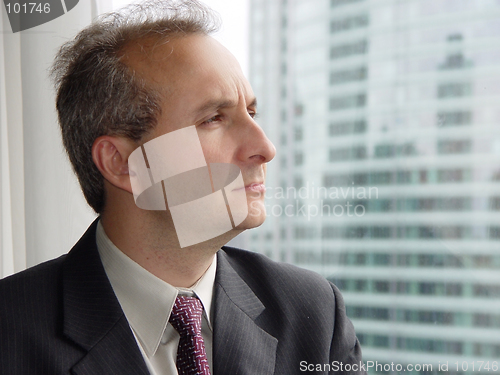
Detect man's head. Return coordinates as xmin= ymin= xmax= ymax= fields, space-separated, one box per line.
xmin=52 ymin=0 xmax=275 ymax=229
xmin=52 ymin=0 xmax=219 ymax=214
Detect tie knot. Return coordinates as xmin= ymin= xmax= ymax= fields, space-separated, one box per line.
xmin=169 ymin=296 xmax=203 ymax=337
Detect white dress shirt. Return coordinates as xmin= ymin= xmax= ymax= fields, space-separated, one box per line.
xmin=96 ymin=221 xmax=216 ymax=375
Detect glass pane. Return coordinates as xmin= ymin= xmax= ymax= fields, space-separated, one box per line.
xmin=247 ymin=0 xmax=500 ymax=373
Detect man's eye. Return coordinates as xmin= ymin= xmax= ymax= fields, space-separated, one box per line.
xmin=249 ymin=112 xmax=259 ymax=119
xmin=203 ymin=115 xmax=222 ymax=124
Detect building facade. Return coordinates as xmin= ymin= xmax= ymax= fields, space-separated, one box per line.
xmin=244 ymin=0 xmax=500 ymax=373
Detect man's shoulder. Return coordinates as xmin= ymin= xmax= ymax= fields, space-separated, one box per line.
xmin=0 ymin=218 xmax=98 ymax=292
xmin=219 ymin=246 xmax=337 ymax=303
xmin=0 ymin=255 xmax=67 ymax=341
xmin=0 ymin=255 xmax=66 ymax=305
xmin=0 ymin=255 xmax=66 ymax=286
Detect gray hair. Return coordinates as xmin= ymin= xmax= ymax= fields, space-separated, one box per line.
xmin=51 ymin=0 xmax=220 ymax=213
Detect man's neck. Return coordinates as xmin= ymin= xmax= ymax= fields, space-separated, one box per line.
xmin=99 ymin=207 xmax=241 ymax=287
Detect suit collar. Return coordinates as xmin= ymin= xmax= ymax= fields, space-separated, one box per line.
xmin=62 ymin=219 xmax=149 ymax=375
xmin=95 ymin=220 xmax=178 ymax=358
xmin=95 ymin=220 xmax=217 ymax=358
xmin=213 ymin=248 xmax=278 ymax=375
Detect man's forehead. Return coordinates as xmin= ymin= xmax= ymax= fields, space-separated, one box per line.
xmin=121 ymin=34 xmax=237 ymax=88
xmin=120 ymin=34 xmax=180 ymax=76
xmin=121 ymin=34 xmax=219 ymax=69
xmin=121 ymin=33 xmax=251 ymax=97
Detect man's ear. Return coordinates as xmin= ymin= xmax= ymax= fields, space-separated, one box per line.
xmin=92 ymin=135 xmax=137 ymax=194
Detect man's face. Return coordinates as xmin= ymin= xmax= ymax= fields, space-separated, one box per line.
xmin=124 ymin=34 xmax=276 ymax=229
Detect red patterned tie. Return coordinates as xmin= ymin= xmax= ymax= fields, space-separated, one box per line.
xmin=169 ymin=296 xmax=211 ymax=375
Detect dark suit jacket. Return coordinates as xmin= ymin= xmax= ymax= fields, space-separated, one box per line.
xmin=0 ymin=220 xmax=365 ymax=374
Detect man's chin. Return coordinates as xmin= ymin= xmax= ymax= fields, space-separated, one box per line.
xmin=235 ymin=200 xmax=267 ymax=230
xmin=236 ymin=215 xmax=266 ymax=230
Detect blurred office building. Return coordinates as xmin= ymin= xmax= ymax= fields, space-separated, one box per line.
xmin=241 ymin=0 xmax=500 ymax=373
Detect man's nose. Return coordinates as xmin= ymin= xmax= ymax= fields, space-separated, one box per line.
xmin=237 ymin=115 xmax=276 ymax=164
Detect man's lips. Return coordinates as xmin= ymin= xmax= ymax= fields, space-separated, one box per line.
xmin=233 ymin=182 xmax=266 ymax=192
xmin=245 ymin=183 xmax=265 ymax=192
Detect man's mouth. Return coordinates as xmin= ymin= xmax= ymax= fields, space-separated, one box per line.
xmin=233 ymin=182 xmax=265 ymax=193
xmin=245 ymin=183 xmax=265 ymax=192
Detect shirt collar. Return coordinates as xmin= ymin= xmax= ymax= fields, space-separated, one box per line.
xmin=95 ymin=220 xmax=216 ymax=358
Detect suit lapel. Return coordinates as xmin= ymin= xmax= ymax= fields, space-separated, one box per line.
xmin=62 ymin=219 xmax=149 ymax=375
xmin=213 ymin=249 xmax=278 ymax=375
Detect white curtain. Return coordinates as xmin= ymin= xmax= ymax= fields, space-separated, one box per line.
xmin=0 ymin=0 xmax=112 ymax=278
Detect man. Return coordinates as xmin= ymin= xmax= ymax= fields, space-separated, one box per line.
xmin=0 ymin=1 xmax=365 ymax=374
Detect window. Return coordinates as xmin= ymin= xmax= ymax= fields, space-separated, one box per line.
xmin=347 ymin=306 xmax=390 ymax=320
xmin=294 ymin=176 xmax=303 ymax=188
xmin=437 ymin=111 xmax=472 ymax=127
xmin=437 ymin=169 xmax=467 ymax=183
xmin=490 ymin=197 xmax=500 ymax=210
xmin=366 ymin=199 xmax=393 ymax=213
xmin=330 ymin=40 xmax=368 ymax=59
xmin=280 ymin=133 xmax=287 ymax=145
xmin=323 ymin=168 xmax=473 ymax=186
xmin=354 ymin=279 xmax=368 ymax=291
xmin=281 ymin=62 xmax=287 ymax=75
xmin=437 ymin=82 xmax=472 ymax=98
xmin=439 ymin=52 xmax=471 ymax=70
xmin=330 ymin=67 xmax=367 ymax=85
xmin=309 ymin=251 xmax=499 ymax=268
xmin=473 ymin=284 xmax=500 ymax=298
xmin=248 ymin=0 xmax=500 ymax=366
xmin=473 ymin=313 xmax=500 ymax=328
xmin=330 ymin=0 xmax=365 ymax=7
xmin=294 ymin=226 xmax=317 ymax=239
xmin=374 ymin=281 xmax=390 ymax=293
xmin=397 ymin=337 xmax=463 ymax=355
xmin=329 ymin=119 xmax=366 ymax=136
xmin=398 ymin=197 xmax=472 ymax=212
xmin=318 ymin=225 xmax=491 ymax=240
xmin=355 ymin=253 xmax=366 ymax=265
xmin=329 ymin=146 xmax=367 ymax=161
xmin=294 ymin=127 xmax=303 ymax=141
xmin=373 ymin=253 xmax=391 ymax=265
xmin=374 ymin=144 xmax=394 ymax=158
xmin=473 ymin=343 xmax=500 ymax=357
xmin=437 ymin=139 xmax=471 ymax=154
xmin=294 ymin=104 xmax=303 ymax=117
xmin=491 ymin=227 xmax=500 ymax=239
xmin=330 ymin=15 xmax=369 ymax=34
xmin=294 ymin=152 xmax=304 ymax=166
xmin=374 ymin=143 xmax=416 ymax=158
xmin=446 ymin=283 xmax=462 ymax=296
xmin=369 ymin=171 xmax=393 ymax=184
xmin=372 ymin=335 xmax=389 ymax=348
xmin=329 ymin=94 xmax=366 ymax=110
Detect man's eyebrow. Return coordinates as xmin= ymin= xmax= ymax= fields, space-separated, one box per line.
xmin=195 ymin=97 xmax=258 ymax=116
xmin=195 ymin=99 xmax=237 ymax=116
xmin=248 ymin=98 xmax=257 ymax=108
